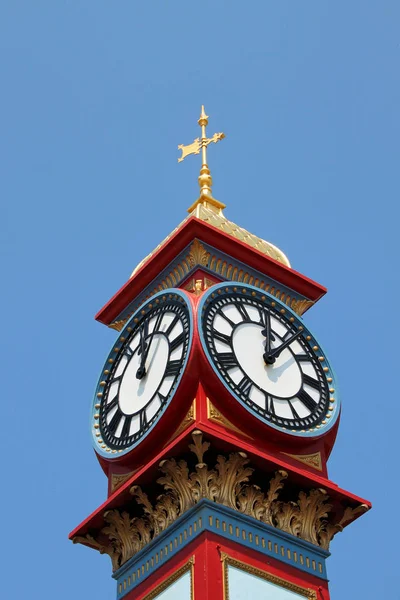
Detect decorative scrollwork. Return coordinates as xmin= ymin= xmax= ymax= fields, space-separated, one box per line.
xmin=73 ymin=431 xmax=369 ymax=570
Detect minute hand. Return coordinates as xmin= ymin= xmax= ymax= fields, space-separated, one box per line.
xmin=268 ymin=329 xmax=303 ymax=360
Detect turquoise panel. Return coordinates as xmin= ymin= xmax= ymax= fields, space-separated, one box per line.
xmin=228 ymin=565 xmax=307 ymax=599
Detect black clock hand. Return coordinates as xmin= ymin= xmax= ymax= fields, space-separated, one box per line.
xmin=267 ymin=328 xmax=304 ymax=361
xmin=136 ymin=321 xmax=149 ymax=380
xmin=136 ymin=311 xmax=163 ymax=380
xmin=261 ymin=310 xmax=275 ymax=365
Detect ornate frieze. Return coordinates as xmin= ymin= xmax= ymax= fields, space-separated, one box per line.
xmin=73 ymin=431 xmax=368 ymax=571
xmin=109 ymin=240 xmax=312 ymax=331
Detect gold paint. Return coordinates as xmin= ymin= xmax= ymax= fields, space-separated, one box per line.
xmin=164 ymin=401 xmax=196 ymax=447
xmin=291 ymin=299 xmax=314 ymax=316
xmin=95 ymin=403 xmax=100 ymax=409
xmin=93 ymin=424 xmax=99 ymax=429
xmin=108 ymin=359 xmax=114 ymax=364
xmin=282 ymin=451 xmax=323 ymax=472
xmin=327 ymin=377 xmax=333 ymax=383
xmin=142 ymin=558 xmax=195 ymax=600
xmin=313 ymin=346 xmax=318 ymax=351
xmin=74 ymin=432 xmax=368 ymax=571
xmin=96 ymin=393 xmax=103 ymax=398
xmin=104 ymin=370 xmax=110 ymax=375
xmin=290 ymin=317 xmax=295 ymax=322
xmin=306 ymin=335 xmax=311 ymax=341
xmin=207 ymin=398 xmax=252 ymax=439
xmin=110 ymin=470 xmax=138 ymax=494
xmin=323 ymin=367 xmax=329 ymax=372
xmin=99 ymin=381 xmax=106 ymax=387
xmin=318 ymin=357 xmax=324 ymax=362
xmin=329 ymin=388 xmax=335 ymax=393
xmin=220 ymin=553 xmax=317 ymax=599
xmin=94 ymin=414 xmax=99 ymax=420
xmin=179 ymin=106 xmax=226 ymax=215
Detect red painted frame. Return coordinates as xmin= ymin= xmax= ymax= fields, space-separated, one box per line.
xmin=95 ymin=216 xmax=327 ymax=326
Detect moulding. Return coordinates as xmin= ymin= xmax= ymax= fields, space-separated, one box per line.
xmin=221 ymin=552 xmax=317 ymax=599
xmin=73 ymin=431 xmax=368 ymax=574
xmin=142 ymin=557 xmax=194 ymax=600
xmin=108 ymin=240 xmax=313 ymax=331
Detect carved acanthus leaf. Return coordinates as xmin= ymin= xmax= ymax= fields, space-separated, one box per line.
xmin=74 ymin=431 xmax=369 ymax=571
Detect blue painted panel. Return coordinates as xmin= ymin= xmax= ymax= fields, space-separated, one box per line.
xmin=228 ymin=566 xmax=307 ymax=599
xmin=114 ymin=500 xmax=328 ymax=599
xmin=152 ymin=570 xmax=191 ymax=599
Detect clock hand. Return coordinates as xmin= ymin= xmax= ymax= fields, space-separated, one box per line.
xmin=266 ymin=328 xmax=304 ymax=362
xmin=136 ymin=311 xmax=163 ymax=380
xmin=261 ymin=310 xmax=275 ymax=364
xmin=136 ymin=322 xmax=149 ymax=380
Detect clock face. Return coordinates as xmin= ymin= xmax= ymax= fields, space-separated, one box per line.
xmin=200 ymin=284 xmax=338 ymax=436
xmin=92 ymin=291 xmax=191 ymax=456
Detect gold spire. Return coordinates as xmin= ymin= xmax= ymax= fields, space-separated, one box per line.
xmin=178 ymin=106 xmax=226 ymax=215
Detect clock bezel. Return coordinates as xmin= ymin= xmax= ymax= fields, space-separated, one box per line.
xmin=198 ymin=283 xmax=340 ymax=439
xmin=91 ymin=289 xmax=193 ymax=459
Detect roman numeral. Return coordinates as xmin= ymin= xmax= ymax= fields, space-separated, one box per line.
xmin=105 ymin=396 xmax=119 ymax=413
xmin=124 ymin=346 xmax=134 ymax=358
xmin=170 ymin=333 xmax=185 ymax=352
xmin=165 ymin=315 xmax=179 ymax=336
xmin=297 ymin=389 xmax=317 ymax=412
xmin=218 ymin=352 xmax=238 ymax=370
xmin=152 ymin=310 xmax=164 ymax=334
xmin=217 ymin=309 xmax=235 ymax=328
xmin=267 ymin=395 xmax=275 ymax=415
xmin=236 ymin=303 xmax=251 ymax=322
xmin=140 ymin=409 xmax=148 ymax=429
xmin=237 ymin=375 xmax=252 ymax=398
xmin=296 ymin=355 xmax=311 ymax=362
xmin=288 ymin=400 xmax=300 ymax=419
xmin=121 ymin=415 xmax=132 ymax=438
xmin=108 ymin=408 xmax=123 ymax=435
xmin=303 ymin=374 xmax=320 ymax=390
xmin=165 ymin=360 xmax=181 ymax=377
xmin=212 ymin=328 xmax=232 ymax=346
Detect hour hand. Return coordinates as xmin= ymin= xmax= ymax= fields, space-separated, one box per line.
xmin=268 ymin=328 xmax=303 ymax=361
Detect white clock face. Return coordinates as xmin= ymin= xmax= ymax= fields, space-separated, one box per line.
xmin=201 ymin=286 xmax=336 ymax=434
xmin=93 ymin=293 xmax=191 ymax=454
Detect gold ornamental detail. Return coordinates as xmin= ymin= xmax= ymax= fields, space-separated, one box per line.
xmin=73 ymin=431 xmax=369 ymax=571
xmin=283 ymin=452 xmax=323 ymax=472
xmin=110 ymin=240 xmax=310 ymax=330
xmin=110 ymin=471 xmax=137 ymax=494
xmin=179 ymin=106 xmax=226 ymax=215
xmin=221 ymin=553 xmax=317 ymax=600
xmin=163 ymin=400 xmax=196 ymax=447
xmin=143 ymin=557 xmax=195 ymax=600
xmin=207 ymin=398 xmax=252 ymax=439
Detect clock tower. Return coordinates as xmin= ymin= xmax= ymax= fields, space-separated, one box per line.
xmin=70 ymin=108 xmax=371 ymax=600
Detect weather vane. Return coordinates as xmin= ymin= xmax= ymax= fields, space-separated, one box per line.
xmin=178 ymin=106 xmax=226 ymax=214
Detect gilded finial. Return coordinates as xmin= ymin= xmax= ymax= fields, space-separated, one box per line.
xmin=178 ymin=106 xmax=226 ymax=215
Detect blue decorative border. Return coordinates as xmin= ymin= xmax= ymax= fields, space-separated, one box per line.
xmin=113 ymin=499 xmax=329 ymax=598
xmin=198 ymin=282 xmax=340 ymax=439
xmin=111 ymin=240 xmax=308 ymax=327
xmin=90 ymin=288 xmax=194 ymax=458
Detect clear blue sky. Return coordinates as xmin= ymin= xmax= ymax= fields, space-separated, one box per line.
xmin=1 ymin=2 xmax=398 ymax=598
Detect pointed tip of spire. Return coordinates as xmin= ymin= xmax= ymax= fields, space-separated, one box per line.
xmin=198 ymin=105 xmax=208 ymax=126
